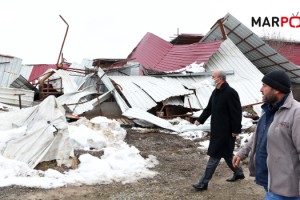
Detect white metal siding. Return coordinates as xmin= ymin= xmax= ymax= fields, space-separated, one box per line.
xmin=200 ymin=38 xmax=263 ymax=107
xmin=162 ymin=39 xmax=263 ymax=108
xmin=109 ymin=76 xmax=157 ymax=110
xmin=0 ymin=87 xmax=34 ymax=107
xmin=20 ymin=65 xmax=34 ymax=81
xmin=0 ymin=56 xmax=23 ymax=87
xmin=109 ymin=76 xmax=193 ymax=111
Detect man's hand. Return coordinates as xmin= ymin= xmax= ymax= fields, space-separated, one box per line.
xmin=232 ymin=155 xmax=241 ymax=168
xmin=232 ymin=133 xmax=238 ymax=137
xmin=194 ymin=120 xmax=200 ymax=126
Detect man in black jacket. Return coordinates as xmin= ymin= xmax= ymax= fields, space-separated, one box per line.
xmin=192 ymin=70 xmax=245 ymax=191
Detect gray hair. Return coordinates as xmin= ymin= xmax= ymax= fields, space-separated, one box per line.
xmin=217 ymin=70 xmax=226 ymax=81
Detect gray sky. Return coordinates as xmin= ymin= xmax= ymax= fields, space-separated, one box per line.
xmin=1 ymin=0 xmax=300 ymax=64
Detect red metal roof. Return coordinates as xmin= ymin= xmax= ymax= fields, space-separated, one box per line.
xmin=28 ymin=64 xmax=69 ymax=82
xmin=127 ymin=32 xmax=222 ymax=72
xmin=265 ymin=41 xmax=300 ymax=66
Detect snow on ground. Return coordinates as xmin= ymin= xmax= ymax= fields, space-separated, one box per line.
xmin=167 ymin=116 xmax=253 ymax=145
xmin=0 ymin=102 xmax=19 ymax=113
xmin=0 ymin=117 xmax=158 ymax=188
xmin=0 ymin=114 xmax=255 ymax=189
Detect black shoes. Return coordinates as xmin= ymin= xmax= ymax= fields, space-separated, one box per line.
xmin=226 ymin=174 xmax=245 ymax=182
xmin=192 ymin=183 xmax=208 ymax=191
xmin=192 ymin=174 xmax=244 ymax=191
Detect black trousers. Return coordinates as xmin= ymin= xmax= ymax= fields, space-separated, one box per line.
xmin=198 ymin=155 xmax=244 ymax=185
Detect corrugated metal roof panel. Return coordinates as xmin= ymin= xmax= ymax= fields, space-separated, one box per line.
xmin=9 ymin=75 xmax=37 ymax=91
xmin=28 ymin=64 xmax=57 ymax=82
xmin=115 ymin=37 xmax=262 ymax=112
xmin=127 ymin=32 xmax=222 ymax=72
xmin=68 ymin=62 xmax=90 ymax=87
xmin=51 ymin=69 xmax=78 ymax=94
xmin=123 ymin=107 xmax=207 ymax=132
xmin=143 ymin=77 xmax=192 ymax=101
xmin=265 ymin=41 xmax=300 ymax=66
xmin=97 ymin=69 xmax=129 ymax=112
xmin=201 ymin=38 xmax=263 ymax=106
xmin=81 ymin=58 xmax=94 ymax=68
xmin=0 ymin=55 xmax=23 ymax=87
xmin=20 ymin=65 xmax=34 ymax=81
xmin=115 ymin=76 xmax=192 ymax=102
xmin=109 ymin=76 xmax=193 ymax=110
xmin=78 ymin=73 xmax=102 ymax=92
xmin=28 ymin=64 xmax=70 ymax=82
xmin=128 ymin=32 xmax=172 ymax=70
xmin=156 ymin=41 xmax=222 ymax=72
xmin=108 ymin=76 xmax=157 ymax=111
xmin=73 ymin=90 xmax=112 ymax=116
xmin=184 ymin=94 xmax=202 ymax=109
xmin=162 ymin=76 xmax=203 ymax=89
xmin=0 ymin=87 xmax=34 ymax=107
xmin=106 ymin=63 xmax=141 ymax=76
xmin=195 ymin=85 xmax=214 ymax=108
xmin=202 ymin=13 xmax=300 ymax=83
xmin=57 ymin=86 xmax=97 ymax=111
xmin=161 ymin=38 xmax=263 ymax=108
xmin=73 ymin=92 xmax=111 ymax=116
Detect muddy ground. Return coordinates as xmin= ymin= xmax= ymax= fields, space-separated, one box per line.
xmin=0 ymin=128 xmax=265 ymax=200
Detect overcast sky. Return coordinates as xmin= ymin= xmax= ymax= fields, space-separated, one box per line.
xmin=1 ymin=0 xmax=300 ymax=64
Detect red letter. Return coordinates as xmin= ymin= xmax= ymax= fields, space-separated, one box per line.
xmin=290 ymin=16 xmax=300 ymax=28
xmin=281 ymin=17 xmax=288 ymax=27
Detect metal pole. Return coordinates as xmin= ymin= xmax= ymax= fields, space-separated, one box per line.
xmin=57 ymin=15 xmax=69 ymax=67
xmin=15 ymin=94 xmax=25 ymax=109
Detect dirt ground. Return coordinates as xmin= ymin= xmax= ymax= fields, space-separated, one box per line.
xmin=0 ymin=128 xmax=265 ymax=200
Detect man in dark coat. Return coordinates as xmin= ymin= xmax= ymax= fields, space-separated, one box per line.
xmin=192 ymin=70 xmax=245 ymax=191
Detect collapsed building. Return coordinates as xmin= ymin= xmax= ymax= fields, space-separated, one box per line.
xmin=1 ymin=13 xmax=300 ymax=118
xmin=1 ymin=12 xmax=300 ymax=167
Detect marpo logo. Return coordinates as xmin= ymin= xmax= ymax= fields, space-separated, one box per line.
xmin=251 ymin=12 xmax=300 ymax=28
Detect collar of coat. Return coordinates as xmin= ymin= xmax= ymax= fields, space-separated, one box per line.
xmin=216 ymin=81 xmax=229 ymax=92
xmin=261 ymin=92 xmax=292 ymax=112
xmin=281 ymin=92 xmax=294 ymax=109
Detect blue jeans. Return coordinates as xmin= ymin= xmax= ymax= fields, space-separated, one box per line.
xmin=198 ymin=156 xmax=244 ymax=185
xmin=264 ymin=192 xmax=300 ymax=200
